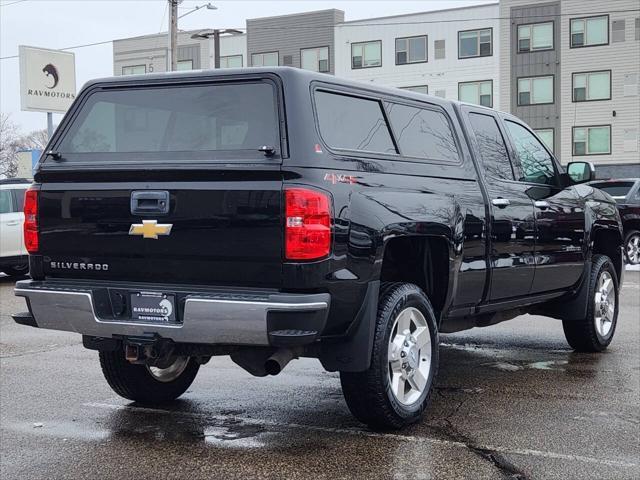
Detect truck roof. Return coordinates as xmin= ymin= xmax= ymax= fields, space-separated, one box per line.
xmin=80 ymin=66 xmax=504 ymax=116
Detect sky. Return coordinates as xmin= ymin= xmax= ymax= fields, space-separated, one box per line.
xmin=0 ymin=0 xmax=493 ymax=133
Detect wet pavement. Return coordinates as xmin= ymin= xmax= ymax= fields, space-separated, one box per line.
xmin=1 ymin=272 xmax=639 ymax=479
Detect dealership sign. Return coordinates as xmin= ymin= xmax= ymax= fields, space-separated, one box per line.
xmin=19 ymin=45 xmax=76 ymax=114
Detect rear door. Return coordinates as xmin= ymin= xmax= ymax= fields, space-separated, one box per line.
xmin=462 ymin=107 xmax=536 ymax=300
xmin=0 ymin=188 xmax=24 ymax=258
xmin=37 ymin=77 xmax=286 ymax=288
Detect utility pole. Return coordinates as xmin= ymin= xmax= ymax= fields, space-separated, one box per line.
xmin=168 ymin=0 xmax=179 ymax=71
xmin=213 ymin=30 xmax=220 ymax=69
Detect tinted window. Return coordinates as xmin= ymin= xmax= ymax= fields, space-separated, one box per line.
xmin=505 ymin=121 xmax=557 ymax=185
xmin=13 ymin=189 xmax=26 ymax=212
xmin=0 ymin=190 xmax=12 ymax=214
xmin=315 ymin=91 xmax=396 ymax=154
xmin=58 ymin=82 xmax=279 ymax=158
xmin=591 ymin=182 xmax=634 ymax=201
xmin=387 ymin=103 xmax=459 ymax=162
xmin=468 ymin=113 xmax=513 ymax=180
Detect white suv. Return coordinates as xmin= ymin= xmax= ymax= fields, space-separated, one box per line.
xmin=0 ymin=179 xmax=31 ymax=277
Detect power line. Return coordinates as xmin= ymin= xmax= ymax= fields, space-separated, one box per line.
xmin=237 ymin=8 xmax=640 ymax=30
xmin=0 ymin=0 xmax=28 ymax=7
xmin=0 ymin=39 xmax=112 ymax=60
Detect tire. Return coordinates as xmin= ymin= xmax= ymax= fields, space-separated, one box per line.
xmin=99 ymin=350 xmax=200 ymax=404
xmin=562 ymin=254 xmax=619 ymax=352
xmin=2 ymin=264 xmax=29 ymax=277
xmin=340 ymin=282 xmax=439 ymax=430
xmin=624 ymin=230 xmax=640 ymax=265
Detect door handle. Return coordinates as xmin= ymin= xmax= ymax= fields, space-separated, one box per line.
xmin=130 ymin=191 xmax=170 ymax=215
xmin=491 ymin=198 xmax=510 ymax=208
xmin=5 ymin=221 xmax=20 ymax=226
xmin=534 ymin=201 xmax=550 ymax=210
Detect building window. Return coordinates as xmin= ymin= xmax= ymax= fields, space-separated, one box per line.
xmin=459 ymin=80 xmax=493 ymax=107
xmin=570 ymin=16 xmax=609 ymax=47
xmin=535 ymin=128 xmax=554 ymax=153
xmin=434 ymin=39 xmax=445 ymax=59
xmin=400 ymin=86 xmax=428 ymax=94
xmin=573 ymin=126 xmax=611 ymax=155
xmin=517 ymin=76 xmax=554 ymax=105
xmin=458 ymin=28 xmax=492 ymax=58
xmin=220 ymin=55 xmax=243 ymax=68
xmin=251 ymin=52 xmax=278 ymax=67
xmin=301 ymin=47 xmax=329 ymax=72
xmin=395 ymin=36 xmax=427 ymax=64
xmin=517 ymin=22 xmax=553 ymax=52
xmin=572 ymin=71 xmax=611 ymax=101
xmin=122 ymin=65 xmax=146 ymax=75
xmin=351 ymin=41 xmax=382 ymax=69
xmin=177 ymin=59 xmax=193 ymax=71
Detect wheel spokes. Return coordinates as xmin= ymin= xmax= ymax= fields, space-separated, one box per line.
xmin=407 ymin=368 xmax=428 ymax=393
xmin=396 ymin=308 xmax=412 ymax=334
xmin=390 ymin=372 xmax=406 ymax=403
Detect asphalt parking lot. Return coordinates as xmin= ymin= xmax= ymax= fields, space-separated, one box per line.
xmin=1 ymin=272 xmax=638 ymax=480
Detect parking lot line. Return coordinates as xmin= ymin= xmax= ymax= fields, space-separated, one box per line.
xmin=84 ymin=402 xmax=638 ymax=469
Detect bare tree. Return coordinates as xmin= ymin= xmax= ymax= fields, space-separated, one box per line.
xmin=18 ymin=128 xmax=51 ymax=151
xmin=0 ymin=113 xmax=20 ymax=178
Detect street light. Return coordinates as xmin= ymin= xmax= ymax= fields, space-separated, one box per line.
xmin=178 ymin=2 xmax=217 ymax=19
xmin=191 ymin=29 xmax=243 ymax=69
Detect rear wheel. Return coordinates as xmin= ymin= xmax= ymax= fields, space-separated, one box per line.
xmin=340 ymin=282 xmax=439 ymax=430
xmin=562 ymin=255 xmax=619 ymax=352
xmin=624 ymin=230 xmax=640 ymax=265
xmin=99 ymin=351 xmax=200 ymax=404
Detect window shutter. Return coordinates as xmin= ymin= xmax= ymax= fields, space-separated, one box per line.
xmin=612 ymin=20 xmax=626 ymax=42
xmin=434 ymin=40 xmax=445 ymax=59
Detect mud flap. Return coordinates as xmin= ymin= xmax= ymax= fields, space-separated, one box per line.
xmin=318 ymin=281 xmax=379 ymax=372
xmin=532 ymin=260 xmax=592 ymax=321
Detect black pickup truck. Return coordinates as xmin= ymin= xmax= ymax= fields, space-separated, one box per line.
xmin=14 ymin=68 xmax=624 ymax=429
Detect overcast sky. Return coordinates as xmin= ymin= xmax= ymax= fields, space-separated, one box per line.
xmin=1 ymin=0 xmax=493 ymax=133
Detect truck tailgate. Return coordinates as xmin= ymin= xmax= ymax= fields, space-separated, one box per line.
xmin=38 ymin=175 xmax=283 ymax=287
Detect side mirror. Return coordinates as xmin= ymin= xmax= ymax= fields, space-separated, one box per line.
xmin=567 ymin=161 xmax=595 ymax=184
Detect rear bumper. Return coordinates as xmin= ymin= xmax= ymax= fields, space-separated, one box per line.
xmin=14 ymin=280 xmax=330 ymax=346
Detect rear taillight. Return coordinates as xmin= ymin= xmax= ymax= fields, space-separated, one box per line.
xmin=285 ymin=188 xmax=331 ymax=261
xmin=23 ymin=187 xmax=39 ymax=253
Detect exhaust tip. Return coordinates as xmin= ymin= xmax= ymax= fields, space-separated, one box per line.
xmin=264 ymin=359 xmax=282 ymax=376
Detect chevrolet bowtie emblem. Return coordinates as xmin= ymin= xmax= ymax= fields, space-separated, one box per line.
xmin=129 ymin=220 xmax=173 ymax=239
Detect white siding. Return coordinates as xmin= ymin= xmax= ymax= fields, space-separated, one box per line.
xmin=217 ymin=34 xmax=247 ymax=67
xmin=113 ymin=30 xmax=210 ymax=75
xmin=335 ymin=4 xmax=501 ymax=109
xmin=560 ymin=0 xmax=640 ymax=166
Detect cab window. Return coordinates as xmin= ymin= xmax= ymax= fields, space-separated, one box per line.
xmin=504 ymin=120 xmax=557 ymax=185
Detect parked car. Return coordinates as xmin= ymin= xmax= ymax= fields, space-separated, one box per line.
xmin=0 ymin=178 xmax=30 ymax=277
xmin=589 ymin=178 xmax=640 ymax=265
xmin=13 ymin=68 xmax=624 ymax=429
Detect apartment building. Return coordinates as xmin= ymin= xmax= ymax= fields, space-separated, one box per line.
xmin=113 ymin=30 xmax=211 ymax=75
xmin=334 ymin=3 xmax=501 ymax=109
xmin=246 ymin=9 xmax=344 ymax=73
xmin=112 ymin=2 xmax=639 ymax=176
xmin=499 ymin=0 xmax=640 ymax=176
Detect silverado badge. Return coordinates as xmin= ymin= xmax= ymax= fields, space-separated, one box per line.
xmin=129 ymin=220 xmax=173 ymax=239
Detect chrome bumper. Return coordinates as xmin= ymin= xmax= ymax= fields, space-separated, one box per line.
xmin=14 ymin=281 xmax=330 ymax=346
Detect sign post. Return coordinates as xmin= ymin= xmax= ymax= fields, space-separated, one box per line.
xmin=19 ymin=45 xmax=77 ymax=139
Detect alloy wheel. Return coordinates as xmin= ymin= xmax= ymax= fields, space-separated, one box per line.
xmin=626 ymin=234 xmax=640 ymax=265
xmin=387 ymin=307 xmax=432 ymax=406
xmin=146 ymin=356 xmax=190 ymax=383
xmin=594 ymin=271 xmax=615 ymax=338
